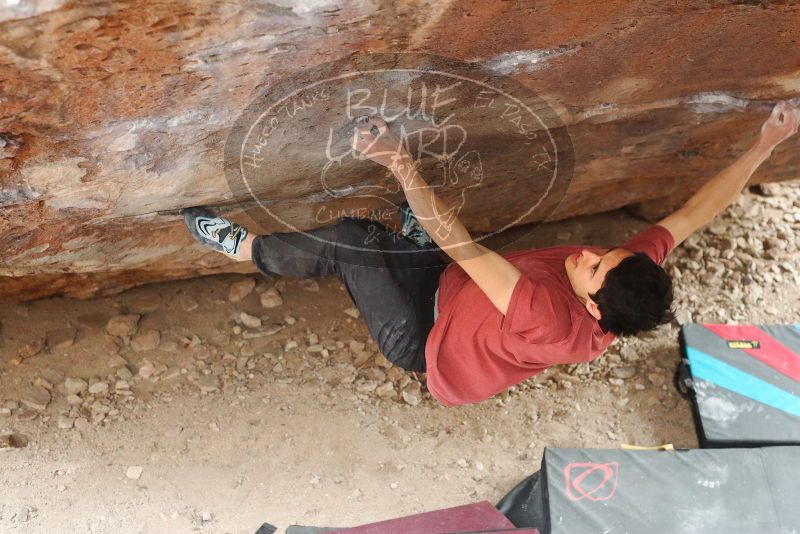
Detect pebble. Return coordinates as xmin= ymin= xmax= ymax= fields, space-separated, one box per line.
xmin=349 ymin=340 xmax=367 ymax=354
xmin=17 ymin=409 xmax=37 ymax=422
xmin=14 ymin=506 xmax=30 ymax=522
xmin=196 ymin=377 xmax=219 ymax=393
xmin=66 ymin=394 xmax=83 ymax=405
xmin=74 ymin=418 xmax=91 ymax=432
xmin=64 ymin=377 xmax=88 ymax=395
xmin=344 ymin=307 xmax=360 ymax=319
xmin=284 ymin=315 xmax=297 ymax=325
xmin=610 ymin=366 xmax=637 ymax=379
xmin=88 ymin=381 xmax=109 ymax=395
xmin=0 ymin=433 xmax=29 ymax=448
xmin=401 ymin=382 xmax=422 ymax=406
xmin=239 ymin=312 xmax=262 ymax=329
xmin=674 ymin=309 xmax=693 ymax=324
xmin=126 ymin=466 xmax=143 ymax=480
xmin=19 ymin=384 xmax=51 ymax=411
xmin=228 ymin=278 xmax=256 ymax=302
xmin=138 ymin=362 xmax=156 ymax=379
xmin=0 ymin=407 xmax=10 ymax=417
xmin=107 ymin=354 xmax=129 ymax=368
xmin=57 ymin=415 xmax=74 ymax=429
xmin=260 ymin=288 xmax=283 ymax=308
xmin=356 ymin=380 xmax=378 ymax=393
xmin=376 ymin=382 xmax=396 ymax=398
xmin=117 ymin=367 xmax=134 ymax=380
xmin=620 ymin=345 xmax=639 ymax=362
xmin=106 ymin=314 xmax=140 ymax=337
xmin=131 ymin=329 xmax=161 ymax=352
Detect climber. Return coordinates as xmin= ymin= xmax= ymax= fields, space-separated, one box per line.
xmin=183 ymin=101 xmax=799 ymax=407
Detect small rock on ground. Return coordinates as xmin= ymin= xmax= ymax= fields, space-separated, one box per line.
xmin=240 ymin=312 xmax=262 ymax=329
xmin=19 ymin=384 xmax=51 ymax=411
xmin=126 ymin=466 xmax=143 ymax=480
xmin=228 ymin=278 xmax=256 ymax=302
xmin=131 ymin=329 xmax=161 ymax=352
xmin=106 ymin=314 xmax=140 ymax=337
xmin=260 ymin=288 xmax=283 ymax=308
xmin=64 ymin=377 xmax=88 ymax=395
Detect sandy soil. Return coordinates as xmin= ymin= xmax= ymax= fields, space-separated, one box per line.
xmin=1 ymin=181 xmax=798 ymax=534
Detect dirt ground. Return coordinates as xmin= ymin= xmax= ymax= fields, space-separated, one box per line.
xmin=1 ymin=180 xmax=798 ymax=534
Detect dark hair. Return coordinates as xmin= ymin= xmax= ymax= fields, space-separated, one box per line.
xmin=589 ymin=252 xmax=674 ymax=336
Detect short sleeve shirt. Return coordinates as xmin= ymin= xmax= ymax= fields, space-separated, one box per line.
xmin=424 ymin=224 xmax=675 ymax=407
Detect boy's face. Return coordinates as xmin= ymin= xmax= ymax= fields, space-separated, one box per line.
xmin=565 ymin=247 xmax=634 ymax=320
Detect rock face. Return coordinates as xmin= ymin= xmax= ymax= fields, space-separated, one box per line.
xmin=1 ymin=1 xmax=798 ymax=301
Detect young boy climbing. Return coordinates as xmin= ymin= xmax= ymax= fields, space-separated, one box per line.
xmin=184 ymin=101 xmax=799 ymax=406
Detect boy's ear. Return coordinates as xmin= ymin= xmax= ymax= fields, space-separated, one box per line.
xmin=586 ymin=299 xmax=602 ymax=321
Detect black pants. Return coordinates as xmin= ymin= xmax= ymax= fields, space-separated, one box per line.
xmin=251 ymin=218 xmax=448 ymax=372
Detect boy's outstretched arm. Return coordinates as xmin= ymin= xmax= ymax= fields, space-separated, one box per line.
xmin=352 ymin=116 xmax=521 ymax=315
xmin=658 ymin=101 xmax=800 ymax=248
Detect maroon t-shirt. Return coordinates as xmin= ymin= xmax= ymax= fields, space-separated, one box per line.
xmin=424 ymin=225 xmax=675 ymax=407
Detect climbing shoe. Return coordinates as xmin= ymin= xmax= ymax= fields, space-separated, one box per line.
xmin=182 ymin=206 xmax=249 ymax=256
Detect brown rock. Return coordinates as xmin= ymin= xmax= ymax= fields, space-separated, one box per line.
xmin=19 ymin=385 xmax=51 ymax=412
xmin=401 ymin=382 xmax=422 ymax=406
xmin=0 ymin=433 xmax=29 ymax=449
xmin=131 ymin=329 xmax=161 ymax=352
xmin=228 ymin=278 xmax=256 ymax=302
xmin=88 ymin=381 xmax=109 ymax=395
xmin=610 ymin=366 xmax=637 ymax=379
xmin=260 ymin=288 xmax=283 ymax=308
xmin=239 ymin=312 xmax=262 ymax=329
xmin=64 ymin=377 xmax=88 ymax=395
xmin=106 ymin=315 xmax=140 ymax=337
xmin=0 ymin=2 xmax=798 ymax=302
